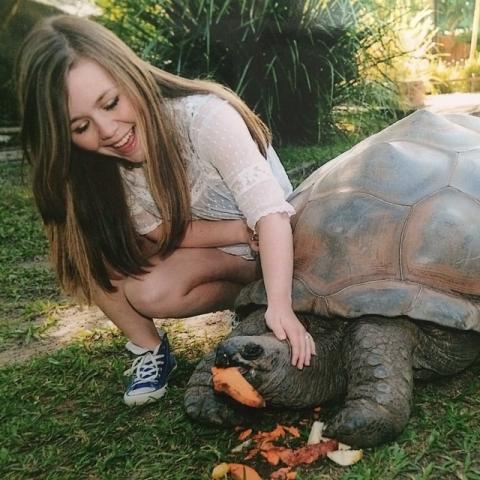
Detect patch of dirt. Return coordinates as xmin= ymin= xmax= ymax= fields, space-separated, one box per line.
xmin=0 ymin=305 xmax=233 ymax=367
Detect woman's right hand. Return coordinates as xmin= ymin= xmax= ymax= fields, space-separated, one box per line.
xmin=264 ymin=304 xmax=316 ymax=369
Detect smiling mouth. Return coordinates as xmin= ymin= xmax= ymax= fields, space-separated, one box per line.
xmin=108 ymin=127 xmax=137 ymax=156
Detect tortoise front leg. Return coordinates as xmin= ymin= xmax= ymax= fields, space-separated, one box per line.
xmin=184 ymin=350 xmax=254 ymax=426
xmin=324 ymin=317 xmax=416 ymax=448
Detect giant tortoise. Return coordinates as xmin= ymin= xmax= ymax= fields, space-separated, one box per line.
xmin=184 ymin=110 xmax=480 ymax=447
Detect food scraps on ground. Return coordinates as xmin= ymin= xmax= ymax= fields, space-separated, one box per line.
xmin=327 ymin=449 xmax=364 ymax=466
xmin=239 ymin=428 xmax=253 ymax=441
xmin=211 ymin=367 xmax=266 ymax=408
xmin=212 ymin=462 xmax=230 ymax=479
xmin=211 ymin=462 xmax=262 ymax=480
xmin=307 ymin=421 xmax=324 ymax=445
xmin=216 ymin=410 xmax=364 ymax=479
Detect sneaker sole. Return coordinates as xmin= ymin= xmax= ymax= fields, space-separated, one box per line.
xmin=123 ymin=365 xmax=177 ymax=407
xmin=124 ymin=385 xmax=167 ymax=406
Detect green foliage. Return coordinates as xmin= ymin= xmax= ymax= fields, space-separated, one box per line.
xmin=428 ymin=58 xmax=480 ymax=94
xmin=97 ymin=0 xmax=404 ymax=144
xmin=435 ymin=0 xmax=476 ymax=33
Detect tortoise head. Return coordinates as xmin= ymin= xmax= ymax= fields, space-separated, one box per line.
xmin=214 ymin=332 xmax=328 ymax=408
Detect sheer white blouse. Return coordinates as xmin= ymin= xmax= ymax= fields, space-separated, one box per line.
xmin=119 ymin=94 xmax=295 ymax=258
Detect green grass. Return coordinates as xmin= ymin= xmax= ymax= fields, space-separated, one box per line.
xmin=1 ymin=335 xmax=480 ymax=479
xmin=2 ymin=144 xmax=480 ymax=479
xmin=0 ymin=162 xmax=66 ymax=347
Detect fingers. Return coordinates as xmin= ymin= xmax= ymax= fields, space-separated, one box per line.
xmin=292 ymin=331 xmax=315 ymax=370
xmin=304 ymin=333 xmax=312 ymax=367
xmin=310 ymin=334 xmax=317 ymax=356
xmin=264 ymin=309 xmax=315 ymax=370
xmin=270 ymin=323 xmax=287 ymax=341
xmin=291 ymin=330 xmax=308 ymax=369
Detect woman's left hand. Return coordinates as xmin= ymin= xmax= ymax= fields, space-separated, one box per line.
xmin=264 ymin=305 xmax=316 ymax=369
xmin=245 ymin=224 xmax=260 ymax=252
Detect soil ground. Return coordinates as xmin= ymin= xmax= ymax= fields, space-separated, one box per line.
xmin=0 ymin=306 xmax=232 ymax=367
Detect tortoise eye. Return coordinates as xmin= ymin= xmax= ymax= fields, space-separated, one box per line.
xmin=242 ymin=343 xmax=264 ymax=360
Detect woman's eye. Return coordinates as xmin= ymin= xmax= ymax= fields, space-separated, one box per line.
xmin=104 ymin=96 xmax=119 ymax=111
xmin=73 ymin=122 xmax=89 ymax=134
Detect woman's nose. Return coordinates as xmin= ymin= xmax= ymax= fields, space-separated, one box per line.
xmin=97 ymin=117 xmax=117 ymax=141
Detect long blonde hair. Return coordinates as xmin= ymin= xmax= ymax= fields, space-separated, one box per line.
xmin=16 ymin=15 xmax=271 ymax=302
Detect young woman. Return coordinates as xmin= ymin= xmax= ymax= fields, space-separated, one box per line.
xmin=16 ymin=15 xmax=316 ymax=406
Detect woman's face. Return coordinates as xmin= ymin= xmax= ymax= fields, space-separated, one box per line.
xmin=67 ymin=58 xmax=144 ymax=163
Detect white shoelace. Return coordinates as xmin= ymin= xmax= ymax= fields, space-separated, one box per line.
xmin=124 ymin=350 xmax=165 ymax=382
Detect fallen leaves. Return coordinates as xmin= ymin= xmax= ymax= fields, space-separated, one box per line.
xmin=211 ymin=367 xmax=266 ymax=408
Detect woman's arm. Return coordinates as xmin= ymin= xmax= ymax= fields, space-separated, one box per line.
xmin=256 ymin=212 xmax=316 ymax=369
xmin=143 ymin=219 xmax=250 ymax=249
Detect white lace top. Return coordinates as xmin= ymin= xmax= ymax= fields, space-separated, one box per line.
xmin=119 ymin=94 xmax=295 ymax=258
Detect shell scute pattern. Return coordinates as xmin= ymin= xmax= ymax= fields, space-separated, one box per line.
xmin=237 ymin=110 xmax=480 ymax=331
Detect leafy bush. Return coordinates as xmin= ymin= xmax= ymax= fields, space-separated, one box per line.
xmin=98 ymin=0 xmax=400 ymax=144
xmin=429 ymin=58 xmax=480 ymax=94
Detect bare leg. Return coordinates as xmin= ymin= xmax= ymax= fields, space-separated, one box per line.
xmin=123 ymin=248 xmax=258 ymax=319
xmin=92 ymin=248 xmax=258 ymax=349
xmin=93 ymin=283 xmax=161 ymax=350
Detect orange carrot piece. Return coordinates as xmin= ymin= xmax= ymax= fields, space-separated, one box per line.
xmin=254 ymin=425 xmax=286 ymax=443
xmin=270 ymin=467 xmax=295 ymax=479
xmin=211 ymin=367 xmax=265 ymax=408
xmin=261 ymin=449 xmax=281 ymax=466
xmin=229 ymin=463 xmax=262 ymax=480
xmin=277 ymin=439 xmax=338 ymax=467
xmin=238 ymin=428 xmax=253 ymax=441
xmin=284 ymin=426 xmax=300 ymax=438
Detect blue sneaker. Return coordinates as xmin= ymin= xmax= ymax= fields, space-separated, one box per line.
xmin=123 ymin=335 xmax=177 ymax=406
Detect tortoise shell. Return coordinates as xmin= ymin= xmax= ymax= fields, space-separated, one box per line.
xmin=237 ymin=110 xmax=480 ymax=332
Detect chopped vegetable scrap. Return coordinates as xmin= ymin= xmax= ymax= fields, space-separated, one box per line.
xmin=270 ymin=467 xmax=297 ymax=479
xmin=212 ymin=462 xmax=262 ymax=480
xmin=229 ymin=463 xmax=263 ymax=480
xmin=239 ymin=428 xmax=253 ymax=441
xmin=211 ymin=367 xmax=266 ymax=408
xmin=327 ymin=449 xmax=364 ymax=466
xmin=213 ymin=408 xmax=364 ymax=479
xmin=212 ymin=462 xmax=230 ymax=479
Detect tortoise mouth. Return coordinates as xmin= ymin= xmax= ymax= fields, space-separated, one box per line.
xmin=214 ymin=342 xmax=275 ymax=383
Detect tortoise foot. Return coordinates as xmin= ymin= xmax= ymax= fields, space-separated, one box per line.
xmin=324 ymin=398 xmax=403 ymax=448
xmin=325 ymin=317 xmax=415 ymax=447
xmin=184 ymin=352 xmax=250 ymax=426
xmin=184 ymin=384 xmax=246 ymax=426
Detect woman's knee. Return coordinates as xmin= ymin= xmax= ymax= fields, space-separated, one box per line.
xmin=123 ymin=276 xmax=180 ymax=317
